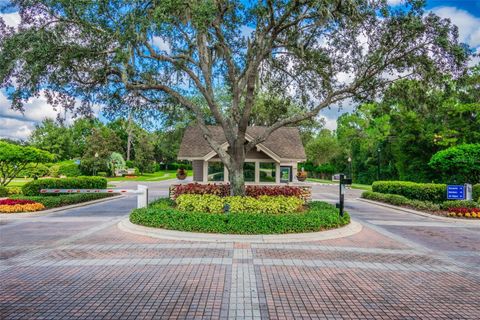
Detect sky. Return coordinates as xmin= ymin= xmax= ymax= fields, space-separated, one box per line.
xmin=0 ymin=0 xmax=479 ymax=140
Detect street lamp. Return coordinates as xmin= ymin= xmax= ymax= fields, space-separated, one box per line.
xmin=93 ymin=152 xmax=99 ymax=176
xmin=377 ymin=148 xmax=381 ymax=181
xmin=347 ymin=157 xmax=352 ymax=180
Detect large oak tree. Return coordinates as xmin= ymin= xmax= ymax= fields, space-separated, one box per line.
xmin=0 ymin=0 xmax=469 ymax=194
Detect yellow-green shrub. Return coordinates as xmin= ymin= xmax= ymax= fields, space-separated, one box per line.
xmin=175 ymin=194 xmax=304 ymax=214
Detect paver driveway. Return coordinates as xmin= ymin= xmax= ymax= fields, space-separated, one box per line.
xmin=1 ymin=180 xmax=479 ymax=319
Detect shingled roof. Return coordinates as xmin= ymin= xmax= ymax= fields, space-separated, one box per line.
xmin=178 ymin=125 xmax=306 ymax=161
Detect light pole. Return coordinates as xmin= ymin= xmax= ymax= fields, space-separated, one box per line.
xmin=347 ymin=157 xmax=352 ymax=180
xmin=377 ymin=148 xmax=381 ymax=181
xmin=93 ymin=152 xmax=99 ymax=176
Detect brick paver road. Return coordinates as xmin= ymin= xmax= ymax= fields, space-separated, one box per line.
xmin=1 ymin=181 xmax=479 ymax=319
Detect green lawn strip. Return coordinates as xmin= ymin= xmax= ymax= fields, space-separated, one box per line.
xmin=10 ymin=193 xmax=116 ymax=209
xmin=130 ymin=198 xmax=350 ymax=235
xmin=350 ymin=184 xmax=372 ymax=191
xmin=306 ymin=178 xmax=334 ymax=184
xmin=306 ymin=178 xmax=372 ymax=191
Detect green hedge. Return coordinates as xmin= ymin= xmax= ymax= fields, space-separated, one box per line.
xmin=11 ymin=193 xmax=114 ymax=208
xmin=130 ymin=198 xmax=350 ymax=234
xmin=22 ymin=176 xmax=107 ymax=196
xmin=473 ymin=184 xmax=480 ymax=202
xmin=361 ymin=191 xmax=440 ymax=211
xmin=372 ymin=181 xmax=446 ymax=203
xmin=440 ymin=200 xmax=480 ymax=210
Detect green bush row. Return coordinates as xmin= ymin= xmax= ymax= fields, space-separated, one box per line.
xmin=474 ymin=184 xmax=480 ymax=202
xmin=0 ymin=186 xmax=8 ymax=197
xmin=361 ymin=191 xmax=441 ymax=211
xmin=11 ymin=193 xmax=114 ymax=208
xmin=440 ymin=200 xmax=480 ymax=210
xmin=372 ymin=181 xmax=446 ymax=203
xmin=130 ymin=198 xmax=350 ymax=235
xmin=22 ymin=176 xmax=107 ymax=196
xmin=175 ymin=194 xmax=304 ymax=214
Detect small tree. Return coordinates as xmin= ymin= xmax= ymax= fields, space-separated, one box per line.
xmin=109 ymin=152 xmax=126 ymax=176
xmin=0 ymin=141 xmax=54 ymax=186
xmin=429 ymin=144 xmax=480 ymax=184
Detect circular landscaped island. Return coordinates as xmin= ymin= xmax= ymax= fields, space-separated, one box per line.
xmin=129 ymin=188 xmax=350 ymax=235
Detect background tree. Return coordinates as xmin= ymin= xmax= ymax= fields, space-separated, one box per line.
xmin=0 ymin=141 xmax=54 ymax=186
xmin=80 ymin=128 xmax=122 ymax=175
xmin=134 ymin=132 xmax=155 ymax=174
xmin=0 ymin=0 xmax=468 ymax=194
xmin=429 ymin=144 xmax=480 ymax=184
xmin=29 ymin=119 xmax=72 ymax=160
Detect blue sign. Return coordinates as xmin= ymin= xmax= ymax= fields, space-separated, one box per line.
xmin=74 ymin=159 xmax=81 ymax=165
xmin=447 ymin=185 xmax=465 ymax=200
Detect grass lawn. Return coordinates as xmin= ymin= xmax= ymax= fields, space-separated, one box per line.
xmin=307 ymin=178 xmax=372 ymax=191
xmin=107 ymin=170 xmax=190 ymax=182
xmin=6 ymin=178 xmax=33 ymax=189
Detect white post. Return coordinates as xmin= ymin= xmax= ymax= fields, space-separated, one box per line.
xmin=275 ymin=163 xmax=281 ymax=184
xmin=137 ymin=185 xmax=148 ymax=208
xmin=254 ymin=161 xmax=260 ymax=184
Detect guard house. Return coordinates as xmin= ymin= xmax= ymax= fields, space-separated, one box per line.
xmin=177 ymin=125 xmax=307 ymax=184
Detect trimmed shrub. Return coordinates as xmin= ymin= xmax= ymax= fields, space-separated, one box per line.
xmin=22 ymin=177 xmax=107 ymax=196
xmin=0 ymin=186 xmax=8 ymax=197
xmin=170 ymin=183 xmax=306 ymax=200
xmin=49 ymin=165 xmax=60 ymax=177
xmin=440 ymin=200 xmax=479 ymax=210
xmin=17 ymin=163 xmax=50 ymax=178
xmin=130 ymin=198 xmax=349 ymax=234
xmin=58 ymin=163 xmax=82 ymax=177
xmin=372 ymin=181 xmax=446 ymax=203
xmin=176 ymin=194 xmax=304 ymax=215
xmin=361 ymin=191 xmax=440 ymax=211
xmin=473 ymin=184 xmax=480 ymax=202
xmin=11 ymin=193 xmax=114 ymax=208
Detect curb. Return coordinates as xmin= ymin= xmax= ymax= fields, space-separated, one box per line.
xmin=0 ymin=195 xmax=124 ymax=219
xmin=357 ymin=198 xmax=480 ymax=225
xmin=118 ymin=218 xmax=363 ymax=243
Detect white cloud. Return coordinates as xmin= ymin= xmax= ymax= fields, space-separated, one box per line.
xmin=387 ymin=0 xmax=404 ymax=5
xmin=0 ymin=117 xmax=33 ymax=140
xmin=0 ymin=90 xmax=102 ymax=140
xmin=0 ymin=11 xmax=20 ymax=28
xmin=431 ymin=6 xmax=480 ymax=48
xmin=151 ymin=36 xmax=171 ymax=53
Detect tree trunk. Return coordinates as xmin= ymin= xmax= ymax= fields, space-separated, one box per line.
xmin=228 ymin=140 xmax=246 ymax=196
xmin=229 ymin=162 xmax=245 ymax=196
xmin=126 ymin=113 xmax=133 ymax=161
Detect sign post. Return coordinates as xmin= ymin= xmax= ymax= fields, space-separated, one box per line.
xmin=446 ymin=185 xmax=465 ymax=200
xmin=336 ymin=174 xmax=352 ymax=217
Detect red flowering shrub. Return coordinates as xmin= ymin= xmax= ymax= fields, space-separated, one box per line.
xmin=0 ymin=199 xmax=36 ymax=205
xmin=245 ymin=185 xmax=303 ymax=198
xmin=448 ymin=207 xmax=480 ymax=214
xmin=171 ymin=183 xmax=306 ymax=200
xmin=173 ymin=183 xmax=230 ymax=198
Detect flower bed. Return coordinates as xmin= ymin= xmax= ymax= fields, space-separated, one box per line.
xmin=130 ymin=197 xmax=349 ymax=235
xmin=362 ymin=191 xmax=480 ymax=219
xmin=446 ymin=207 xmax=480 ymax=218
xmin=0 ymin=199 xmax=45 ymax=213
xmin=10 ymin=193 xmax=115 ymax=209
xmin=169 ymin=183 xmax=311 ymax=202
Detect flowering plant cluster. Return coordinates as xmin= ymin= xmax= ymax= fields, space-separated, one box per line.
xmin=447 ymin=207 xmax=480 ymax=218
xmin=0 ymin=201 xmax=45 ymax=213
xmin=0 ymin=199 xmax=36 ymax=205
xmin=171 ymin=183 xmax=306 ymax=199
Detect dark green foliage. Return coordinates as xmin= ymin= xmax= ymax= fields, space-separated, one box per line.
xmin=429 ymin=144 xmax=480 ymax=184
xmin=361 ymin=191 xmax=441 ymax=211
xmin=130 ymin=199 xmax=350 ymax=235
xmin=440 ymin=200 xmax=479 ymax=210
xmin=17 ymin=163 xmax=50 ymax=178
xmin=11 ymin=193 xmax=114 ymax=209
xmin=0 ymin=141 xmax=55 ymax=186
xmin=22 ymin=177 xmax=107 ymax=196
xmin=0 ymin=186 xmax=8 ymax=197
xmin=58 ymin=162 xmax=82 ymax=177
xmin=473 ymin=184 xmax=480 ymax=202
xmin=372 ymin=181 xmax=446 ymax=203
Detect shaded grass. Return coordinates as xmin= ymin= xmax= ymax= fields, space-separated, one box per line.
xmin=107 ymin=170 xmax=190 ymax=182
xmin=130 ymin=198 xmax=350 ymax=235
